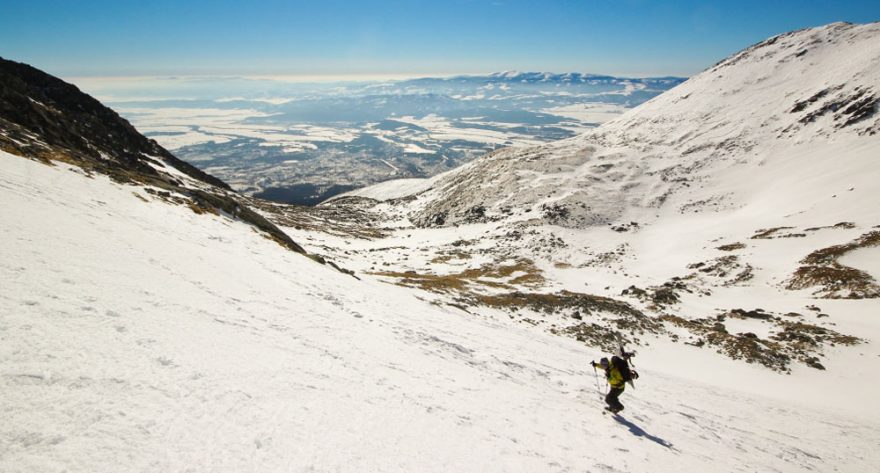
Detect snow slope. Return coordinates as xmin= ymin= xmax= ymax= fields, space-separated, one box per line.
xmin=3 ymin=151 xmax=880 ymax=472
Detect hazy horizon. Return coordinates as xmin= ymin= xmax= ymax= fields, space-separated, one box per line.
xmin=3 ymin=1 xmax=877 ymax=78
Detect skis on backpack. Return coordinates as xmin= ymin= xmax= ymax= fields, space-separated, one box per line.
xmin=615 ymin=334 xmax=639 ymax=388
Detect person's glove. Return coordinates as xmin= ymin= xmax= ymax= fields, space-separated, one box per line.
xmin=590 ymin=361 xmax=597 ymax=368
xmin=631 ymin=370 xmax=639 ymax=380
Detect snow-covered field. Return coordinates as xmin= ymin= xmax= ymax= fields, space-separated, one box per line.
xmin=3 ymin=150 xmax=880 ymax=472
xmin=389 ymin=114 xmax=545 ymax=147
xmin=540 ymin=103 xmax=629 ymax=123
xmin=121 ymin=107 xmax=361 ymax=153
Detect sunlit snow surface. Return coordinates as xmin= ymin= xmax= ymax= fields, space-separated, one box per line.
xmin=1 ymin=151 xmax=879 ymax=471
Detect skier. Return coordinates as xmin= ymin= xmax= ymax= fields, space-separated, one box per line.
xmin=591 ymin=353 xmax=638 ymax=413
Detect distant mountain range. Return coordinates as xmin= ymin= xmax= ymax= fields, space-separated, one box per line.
xmin=460 ymin=70 xmax=684 ymax=85
xmin=97 ymin=69 xmax=686 ymax=205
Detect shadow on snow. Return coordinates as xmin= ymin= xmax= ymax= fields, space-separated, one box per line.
xmin=613 ymin=415 xmax=674 ymax=449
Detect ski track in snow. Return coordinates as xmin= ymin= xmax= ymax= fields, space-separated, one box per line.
xmin=2 ymin=154 xmax=880 ymax=472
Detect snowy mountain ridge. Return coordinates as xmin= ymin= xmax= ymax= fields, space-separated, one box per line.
xmin=480 ymin=70 xmax=683 ymax=85
xmin=342 ymin=22 xmax=879 ymax=231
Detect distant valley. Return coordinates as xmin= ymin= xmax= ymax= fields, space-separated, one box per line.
xmin=79 ymin=72 xmax=684 ymax=204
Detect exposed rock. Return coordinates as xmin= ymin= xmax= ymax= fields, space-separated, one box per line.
xmin=0 ymin=57 xmax=323 ymax=262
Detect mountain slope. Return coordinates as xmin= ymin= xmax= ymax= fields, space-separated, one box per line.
xmin=0 ymin=57 xmax=227 ymax=189
xmin=0 ymin=56 xmax=309 ymax=255
xmin=298 ymin=23 xmax=880 ymax=378
xmin=343 ymin=22 xmax=878 ymax=230
xmin=3 ymin=149 xmax=880 ymax=472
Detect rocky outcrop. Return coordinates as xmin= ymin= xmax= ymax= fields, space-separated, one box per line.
xmin=0 ymin=57 xmax=228 ymax=189
xmin=0 ymin=57 xmax=311 ymax=256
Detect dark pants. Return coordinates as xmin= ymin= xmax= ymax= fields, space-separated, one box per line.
xmin=606 ymin=386 xmax=625 ymax=412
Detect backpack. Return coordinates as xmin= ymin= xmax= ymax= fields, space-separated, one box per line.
xmin=611 ymin=355 xmax=633 ymax=382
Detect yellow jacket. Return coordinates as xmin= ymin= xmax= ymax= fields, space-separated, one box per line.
xmin=606 ymin=365 xmax=625 ymax=389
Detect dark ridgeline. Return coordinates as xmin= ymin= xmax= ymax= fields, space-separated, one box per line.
xmin=0 ymin=56 xmax=228 ymax=189
xmin=0 ymin=57 xmax=310 ymax=256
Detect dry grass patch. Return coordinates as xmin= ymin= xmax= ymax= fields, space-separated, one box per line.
xmin=751 ymin=226 xmax=794 ymax=239
xmin=662 ymin=314 xmax=792 ymax=372
xmin=430 ymin=250 xmax=473 ymax=264
xmin=804 ymin=222 xmax=856 ymax=232
xmin=475 ymin=290 xmax=661 ymax=337
xmin=247 ymin=196 xmax=389 ymax=240
xmin=787 ymin=231 xmax=880 ymax=298
xmin=661 ymin=310 xmax=862 ymax=372
xmin=751 ymin=226 xmax=805 ymax=239
xmin=188 ymin=201 xmax=217 ymax=215
xmin=552 ymin=323 xmax=631 ymax=352
xmin=371 ymin=258 xmax=545 ymax=294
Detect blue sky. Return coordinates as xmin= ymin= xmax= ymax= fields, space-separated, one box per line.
xmin=1 ymin=0 xmax=877 ymax=78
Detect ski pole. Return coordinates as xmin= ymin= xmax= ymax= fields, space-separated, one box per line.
xmin=592 ymin=364 xmax=603 ymax=399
